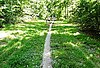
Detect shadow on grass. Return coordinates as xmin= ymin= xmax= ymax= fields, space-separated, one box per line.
xmin=51 ymin=23 xmax=100 ymax=68
xmin=0 ymin=22 xmax=48 ymax=68
xmin=1 ymin=22 xmax=48 ymax=31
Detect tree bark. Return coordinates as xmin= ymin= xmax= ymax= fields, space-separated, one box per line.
xmin=65 ymin=5 xmax=67 ymax=19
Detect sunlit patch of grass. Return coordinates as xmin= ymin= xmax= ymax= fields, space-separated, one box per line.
xmin=51 ymin=23 xmax=100 ymax=68
xmin=0 ymin=22 xmax=48 ymax=68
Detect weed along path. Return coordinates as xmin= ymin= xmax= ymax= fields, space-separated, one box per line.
xmin=42 ymin=22 xmax=53 ymax=68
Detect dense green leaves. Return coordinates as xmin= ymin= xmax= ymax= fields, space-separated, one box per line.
xmin=0 ymin=0 xmax=72 ymax=25
xmin=73 ymin=0 xmax=100 ymax=32
xmin=0 ymin=0 xmax=28 ymax=25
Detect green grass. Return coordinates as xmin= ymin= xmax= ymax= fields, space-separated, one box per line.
xmin=51 ymin=23 xmax=100 ymax=68
xmin=0 ymin=22 xmax=48 ymax=68
xmin=0 ymin=21 xmax=100 ymax=68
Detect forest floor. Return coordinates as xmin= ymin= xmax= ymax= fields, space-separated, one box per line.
xmin=0 ymin=21 xmax=100 ymax=68
xmin=51 ymin=22 xmax=100 ymax=68
xmin=0 ymin=22 xmax=48 ymax=68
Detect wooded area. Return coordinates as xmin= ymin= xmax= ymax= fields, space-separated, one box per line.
xmin=0 ymin=0 xmax=100 ymax=68
xmin=0 ymin=0 xmax=100 ymax=32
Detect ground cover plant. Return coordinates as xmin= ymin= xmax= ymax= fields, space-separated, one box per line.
xmin=0 ymin=22 xmax=48 ymax=68
xmin=0 ymin=0 xmax=100 ymax=67
xmin=51 ymin=22 xmax=100 ymax=68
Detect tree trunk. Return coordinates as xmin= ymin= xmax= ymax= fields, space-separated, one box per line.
xmin=65 ymin=5 xmax=66 ymax=19
xmin=67 ymin=5 xmax=68 ymax=18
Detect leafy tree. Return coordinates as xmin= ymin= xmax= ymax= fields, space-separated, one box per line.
xmin=0 ymin=0 xmax=29 ymax=25
xmin=73 ymin=0 xmax=100 ymax=32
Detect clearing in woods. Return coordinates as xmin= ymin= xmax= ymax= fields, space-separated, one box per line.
xmin=0 ymin=21 xmax=100 ymax=68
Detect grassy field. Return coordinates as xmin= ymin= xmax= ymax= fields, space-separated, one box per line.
xmin=0 ymin=21 xmax=100 ymax=68
xmin=51 ymin=22 xmax=100 ymax=68
xmin=0 ymin=22 xmax=48 ymax=68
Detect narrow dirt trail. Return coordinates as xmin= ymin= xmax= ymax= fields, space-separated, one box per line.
xmin=41 ymin=22 xmax=53 ymax=68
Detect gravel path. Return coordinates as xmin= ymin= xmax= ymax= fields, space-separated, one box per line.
xmin=41 ymin=22 xmax=53 ymax=68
